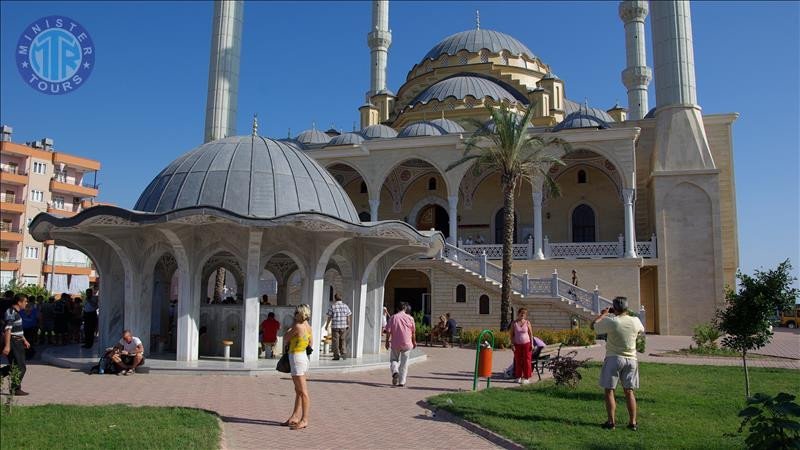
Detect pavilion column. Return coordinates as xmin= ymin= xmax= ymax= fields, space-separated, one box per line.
xmin=176 ymin=264 xmax=199 ymax=362
xmin=242 ymin=230 xmax=263 ymax=362
xmin=532 ymin=191 xmax=545 ymax=260
xmin=447 ymin=195 xmax=458 ymax=245
xmin=369 ymin=198 xmax=380 ymax=222
xmin=623 ymin=188 xmax=638 ymax=258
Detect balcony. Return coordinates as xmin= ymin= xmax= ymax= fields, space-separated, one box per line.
xmin=458 ymin=234 xmax=658 ymax=260
xmin=50 ymin=178 xmax=98 ymax=197
xmin=42 ymin=260 xmax=93 ymax=275
xmin=0 ymin=257 xmax=20 ymax=271
xmin=52 ymin=152 xmax=101 ymax=171
xmin=0 ymin=165 xmax=28 ymax=185
xmin=0 ymin=193 xmax=25 ymax=213
xmin=0 ymin=141 xmax=51 ymax=159
xmin=0 ymin=226 xmax=23 ymax=242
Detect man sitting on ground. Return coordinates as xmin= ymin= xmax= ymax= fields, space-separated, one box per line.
xmin=111 ymin=330 xmax=145 ymax=375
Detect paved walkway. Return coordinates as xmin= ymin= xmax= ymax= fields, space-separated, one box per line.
xmin=9 ymin=332 xmax=799 ymax=449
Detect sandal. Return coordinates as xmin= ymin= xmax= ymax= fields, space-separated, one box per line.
xmin=627 ymin=423 xmax=638 ymax=431
xmin=281 ymin=420 xmax=298 ymax=427
xmin=601 ymin=421 xmax=616 ymax=430
xmin=289 ymin=422 xmax=307 ymax=430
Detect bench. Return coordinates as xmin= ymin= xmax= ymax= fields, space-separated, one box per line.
xmin=424 ymin=326 xmax=462 ymax=347
xmin=533 ymin=343 xmax=563 ymax=381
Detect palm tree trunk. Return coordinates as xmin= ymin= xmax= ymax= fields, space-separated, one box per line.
xmin=500 ymin=174 xmax=517 ymax=331
xmin=213 ymin=268 xmax=226 ymax=302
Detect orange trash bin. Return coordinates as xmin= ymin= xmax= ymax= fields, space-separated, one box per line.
xmin=477 ymin=343 xmax=492 ymax=378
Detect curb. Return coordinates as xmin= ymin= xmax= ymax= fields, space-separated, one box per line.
xmin=420 ymin=401 xmax=526 ymax=450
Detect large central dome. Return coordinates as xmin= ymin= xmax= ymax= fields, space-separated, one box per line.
xmin=423 ymin=28 xmax=535 ymax=61
xmin=134 ymin=135 xmax=360 ymax=222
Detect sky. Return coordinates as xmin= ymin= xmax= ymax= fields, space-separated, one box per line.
xmin=1 ymin=1 xmax=798 ymax=284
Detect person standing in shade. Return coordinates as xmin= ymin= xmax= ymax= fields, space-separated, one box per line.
xmin=511 ymin=307 xmax=534 ymax=384
xmin=82 ymin=288 xmax=99 ymax=348
xmin=324 ymin=293 xmax=351 ymax=360
xmin=260 ymin=312 xmax=281 ymax=358
xmin=1 ymin=294 xmax=31 ymax=395
xmin=592 ymin=296 xmax=645 ymax=431
xmin=384 ymin=302 xmax=416 ymax=387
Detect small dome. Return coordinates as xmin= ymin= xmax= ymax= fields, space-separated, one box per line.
xmin=360 ymin=124 xmax=398 ymax=139
xmin=409 ymin=74 xmax=527 ymax=108
xmin=542 ymin=71 xmax=559 ymax=80
xmin=429 ymin=118 xmax=465 ymax=134
xmin=134 ymin=136 xmax=359 ymax=222
xmin=563 ymin=99 xmax=615 ymax=123
xmin=326 ymin=132 xmax=365 ymax=146
xmin=553 ymin=111 xmax=610 ymax=132
xmin=295 ymin=129 xmax=331 ymax=145
xmin=324 ymin=128 xmax=341 ymax=137
xmin=398 ymin=122 xmax=443 ymax=138
xmin=423 ymin=29 xmax=535 ymax=61
xmin=644 ymin=107 xmax=658 ymax=119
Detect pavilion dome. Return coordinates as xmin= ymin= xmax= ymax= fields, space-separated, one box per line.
xmin=423 ymin=29 xmax=536 ymax=61
xmin=398 ymin=122 xmax=443 ymax=138
xmin=134 ymin=135 xmax=360 ymax=222
xmin=553 ymin=110 xmax=611 ymax=132
xmin=295 ymin=129 xmax=331 ymax=145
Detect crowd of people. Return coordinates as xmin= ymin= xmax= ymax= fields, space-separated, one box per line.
xmin=2 ymin=284 xmax=645 ymax=432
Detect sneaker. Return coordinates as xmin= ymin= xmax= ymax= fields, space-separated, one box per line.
xmin=392 ymin=372 xmax=399 ymax=386
xmin=128 ymin=368 xmax=135 ymax=375
xmin=601 ymin=421 xmax=616 ymax=430
xmin=627 ymin=423 xmax=638 ymax=431
xmin=13 ymin=389 xmax=29 ymax=396
xmin=516 ymin=378 xmax=523 ymax=384
xmin=332 ymin=356 xmax=340 ymax=361
xmin=521 ymin=379 xmax=531 ymax=385
xmin=123 ymin=369 xmax=131 ymax=376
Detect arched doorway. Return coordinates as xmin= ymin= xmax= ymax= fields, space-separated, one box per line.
xmin=572 ymin=204 xmax=596 ymax=242
xmin=416 ymin=204 xmax=449 ymax=238
xmin=494 ymin=207 xmax=518 ymax=244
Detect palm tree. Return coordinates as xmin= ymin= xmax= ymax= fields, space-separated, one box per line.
xmin=447 ymin=104 xmax=570 ymax=330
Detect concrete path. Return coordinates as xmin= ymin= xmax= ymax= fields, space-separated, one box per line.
xmin=8 ymin=332 xmax=799 ymax=449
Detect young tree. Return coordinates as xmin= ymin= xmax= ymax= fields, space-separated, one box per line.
xmin=716 ymin=259 xmax=799 ymax=398
xmin=447 ymin=104 xmax=570 ymax=330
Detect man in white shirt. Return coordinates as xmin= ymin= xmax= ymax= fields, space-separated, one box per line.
xmin=592 ymin=296 xmax=645 ymax=431
xmin=111 ymin=330 xmax=145 ymax=375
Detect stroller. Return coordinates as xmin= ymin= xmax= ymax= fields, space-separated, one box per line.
xmin=89 ymin=347 xmax=120 ymax=375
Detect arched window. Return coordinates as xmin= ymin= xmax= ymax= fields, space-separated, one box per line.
xmin=479 ymin=50 xmax=489 ymax=63
xmin=358 ymin=211 xmax=371 ymax=222
xmin=479 ymin=295 xmax=490 ymax=315
xmin=577 ymin=170 xmax=587 ymax=184
xmin=572 ymin=204 xmax=596 ymax=242
xmin=455 ymin=284 xmax=466 ymax=303
xmin=360 ymin=181 xmax=367 ymax=194
xmin=428 ymin=177 xmax=437 ymax=191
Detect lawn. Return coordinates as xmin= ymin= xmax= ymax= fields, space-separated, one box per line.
xmin=0 ymin=404 xmax=220 ymax=449
xmin=428 ymin=363 xmax=800 ymax=449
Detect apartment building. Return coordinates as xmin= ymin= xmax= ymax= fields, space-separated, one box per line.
xmin=0 ymin=125 xmax=100 ymax=292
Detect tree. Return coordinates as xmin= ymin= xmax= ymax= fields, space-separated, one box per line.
xmin=716 ymin=259 xmax=799 ymax=398
xmin=447 ymin=104 xmax=570 ymax=330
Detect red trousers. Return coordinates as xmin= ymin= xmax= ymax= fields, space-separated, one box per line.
xmin=513 ymin=341 xmax=532 ymax=379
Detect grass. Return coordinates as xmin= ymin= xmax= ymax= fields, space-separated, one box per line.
xmin=428 ymin=363 xmax=800 ymax=449
xmin=0 ymin=404 xmax=220 ymax=449
xmin=664 ymin=347 xmax=767 ymax=358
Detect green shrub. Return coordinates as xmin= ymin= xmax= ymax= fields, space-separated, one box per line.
xmin=693 ymin=323 xmax=722 ymax=349
xmin=737 ymin=392 xmax=800 ymax=449
xmin=415 ymin=324 xmax=431 ymax=342
xmin=458 ymin=329 xmax=512 ymax=349
xmin=536 ymin=328 xmax=596 ymax=347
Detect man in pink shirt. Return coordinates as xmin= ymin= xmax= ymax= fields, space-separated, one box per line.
xmin=384 ymin=302 xmax=416 ymax=387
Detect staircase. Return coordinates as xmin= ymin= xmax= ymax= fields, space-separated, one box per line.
xmin=438 ymin=243 xmax=613 ymax=320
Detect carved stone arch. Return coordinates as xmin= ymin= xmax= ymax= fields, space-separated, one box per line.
xmin=551 ymin=161 xmax=623 ymax=200
xmin=564 ymin=143 xmax=634 ymax=190
xmin=375 ymin=155 xmax=453 ymax=201
xmin=407 ymin=195 xmax=449 ymax=227
xmin=324 ymin=160 xmax=373 ymax=195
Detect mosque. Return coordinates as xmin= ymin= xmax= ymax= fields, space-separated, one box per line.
xmin=30 ymin=0 xmax=738 ymax=364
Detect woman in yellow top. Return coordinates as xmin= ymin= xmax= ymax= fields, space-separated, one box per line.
xmin=282 ymin=304 xmax=313 ymax=430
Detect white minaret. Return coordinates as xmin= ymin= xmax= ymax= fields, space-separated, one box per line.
xmin=367 ymin=1 xmax=392 ymax=97
xmin=619 ymin=1 xmax=652 ymax=120
xmin=650 ymin=0 xmax=714 ymax=170
xmin=204 ymin=0 xmax=244 ymax=143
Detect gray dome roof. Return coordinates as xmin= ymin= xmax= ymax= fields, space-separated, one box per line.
xmin=553 ymin=111 xmax=610 ymax=132
xmin=563 ymin=99 xmax=615 ymax=123
xmin=360 ymin=124 xmax=398 ymax=139
xmin=134 ymin=136 xmax=360 ymax=222
xmin=296 ymin=129 xmax=331 ymax=145
xmin=326 ymin=132 xmax=365 ymax=146
xmin=423 ymin=29 xmax=535 ymax=61
xmin=398 ymin=122 xmax=444 ymax=138
xmin=429 ymin=118 xmax=465 ymax=134
xmin=409 ymin=74 xmax=527 ymax=107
